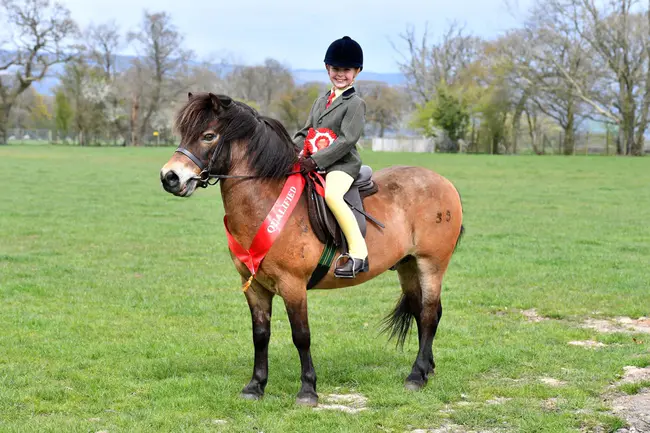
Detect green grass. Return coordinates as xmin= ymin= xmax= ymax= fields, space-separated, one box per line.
xmin=617 ymin=381 xmax=650 ymax=395
xmin=1 ymin=145 xmax=649 ymax=432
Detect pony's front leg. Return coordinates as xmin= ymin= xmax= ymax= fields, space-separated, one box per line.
xmin=241 ymin=279 xmax=274 ymax=400
xmin=283 ymin=289 xmax=318 ymax=406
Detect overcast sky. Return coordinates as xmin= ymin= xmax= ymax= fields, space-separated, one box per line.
xmin=59 ymin=0 xmax=532 ymax=73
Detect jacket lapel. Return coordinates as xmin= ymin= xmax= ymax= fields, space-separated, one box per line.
xmin=317 ymin=87 xmax=356 ymax=121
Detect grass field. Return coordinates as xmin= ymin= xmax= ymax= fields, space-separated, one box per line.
xmin=1 ymin=145 xmax=649 ymax=433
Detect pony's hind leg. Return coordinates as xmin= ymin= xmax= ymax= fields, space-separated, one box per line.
xmin=391 ymin=255 xmax=444 ymax=391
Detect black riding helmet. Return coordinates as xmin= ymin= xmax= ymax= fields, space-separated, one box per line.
xmin=324 ymin=36 xmax=363 ymax=71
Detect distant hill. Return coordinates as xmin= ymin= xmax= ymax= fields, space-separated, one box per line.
xmin=26 ymin=54 xmax=405 ymax=95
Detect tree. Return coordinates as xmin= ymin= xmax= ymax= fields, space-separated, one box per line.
xmin=7 ymin=86 xmax=46 ymax=130
xmin=275 ymin=82 xmax=323 ymax=134
xmin=54 ymin=89 xmax=73 ymax=141
xmin=514 ymin=8 xmax=595 ymax=155
xmin=475 ymin=85 xmax=513 ymax=154
xmin=84 ymin=21 xmax=124 ymax=143
xmin=0 ymin=0 xmax=79 ymax=144
xmin=537 ymin=0 xmax=649 ymax=155
xmin=258 ymin=59 xmax=294 ymax=115
xmin=29 ymin=90 xmax=51 ymax=128
xmin=86 ymin=21 xmax=121 ymax=80
xmin=393 ymin=22 xmax=483 ymax=105
xmin=127 ymin=11 xmax=192 ymax=146
xmin=357 ymin=81 xmax=408 ymax=137
xmin=227 ymin=58 xmax=294 ymax=116
xmin=489 ymin=31 xmax=538 ymax=154
xmin=636 ymin=0 xmax=650 ymax=152
xmin=58 ymin=58 xmax=110 ymax=145
xmin=185 ymin=62 xmax=228 ymax=94
xmin=411 ymin=83 xmax=469 ymax=152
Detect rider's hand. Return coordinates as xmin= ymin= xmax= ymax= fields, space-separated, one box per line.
xmin=298 ymin=156 xmax=318 ymax=174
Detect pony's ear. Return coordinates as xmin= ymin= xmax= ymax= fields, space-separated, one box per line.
xmin=219 ymin=95 xmax=233 ymax=107
xmin=187 ymin=92 xmax=193 ymax=99
xmin=208 ymin=93 xmax=232 ymax=110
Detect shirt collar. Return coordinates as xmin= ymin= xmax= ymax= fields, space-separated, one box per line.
xmin=329 ymin=85 xmax=356 ymax=100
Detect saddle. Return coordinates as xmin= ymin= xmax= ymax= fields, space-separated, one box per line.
xmin=305 ymin=165 xmax=381 ymax=254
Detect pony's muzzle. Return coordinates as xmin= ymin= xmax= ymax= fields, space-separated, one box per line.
xmin=161 ymin=169 xmax=181 ymax=193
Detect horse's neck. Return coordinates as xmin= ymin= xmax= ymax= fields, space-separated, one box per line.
xmin=220 ymin=152 xmax=285 ymax=246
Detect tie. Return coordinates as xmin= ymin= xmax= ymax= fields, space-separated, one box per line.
xmin=325 ymin=89 xmax=336 ymax=109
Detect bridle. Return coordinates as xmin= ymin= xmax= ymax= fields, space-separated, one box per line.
xmin=174 ymin=135 xmax=301 ymax=188
xmin=173 ymin=135 xmax=261 ymax=188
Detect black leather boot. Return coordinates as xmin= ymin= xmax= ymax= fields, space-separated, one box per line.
xmin=334 ymin=255 xmax=369 ymax=278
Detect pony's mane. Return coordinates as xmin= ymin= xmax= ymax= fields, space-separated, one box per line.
xmin=174 ymin=93 xmax=300 ymax=179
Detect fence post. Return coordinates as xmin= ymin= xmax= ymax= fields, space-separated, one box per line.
xmin=585 ymin=132 xmax=589 ymax=155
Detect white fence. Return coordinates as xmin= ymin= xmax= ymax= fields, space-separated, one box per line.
xmin=6 ymin=129 xmax=52 ymax=142
xmin=371 ymin=137 xmax=434 ymax=153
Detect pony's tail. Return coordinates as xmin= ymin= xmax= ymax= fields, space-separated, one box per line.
xmin=454 ymin=224 xmax=465 ymax=251
xmin=381 ymin=294 xmax=417 ymax=349
xmin=453 ymin=184 xmax=465 ymax=252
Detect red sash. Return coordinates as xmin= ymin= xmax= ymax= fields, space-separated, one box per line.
xmin=223 ymin=168 xmax=306 ymax=278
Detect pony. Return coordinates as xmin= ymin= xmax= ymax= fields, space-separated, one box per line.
xmin=160 ymin=93 xmax=464 ymax=406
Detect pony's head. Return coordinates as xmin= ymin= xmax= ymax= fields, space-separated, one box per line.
xmin=160 ymin=92 xmax=299 ymax=197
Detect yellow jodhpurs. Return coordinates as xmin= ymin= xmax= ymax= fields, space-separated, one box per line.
xmin=325 ymin=170 xmax=368 ymax=259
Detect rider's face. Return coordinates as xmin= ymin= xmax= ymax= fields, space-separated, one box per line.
xmin=326 ymin=65 xmax=359 ymax=89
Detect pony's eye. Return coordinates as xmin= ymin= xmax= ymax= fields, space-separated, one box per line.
xmin=202 ymin=133 xmax=216 ymax=142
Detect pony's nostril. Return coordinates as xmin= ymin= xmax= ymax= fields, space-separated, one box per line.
xmin=163 ymin=170 xmax=180 ymax=188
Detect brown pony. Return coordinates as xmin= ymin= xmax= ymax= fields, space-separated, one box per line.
xmin=160 ymin=93 xmax=464 ymax=406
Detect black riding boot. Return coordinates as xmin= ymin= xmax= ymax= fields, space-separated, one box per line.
xmin=334 ymin=255 xmax=369 ymax=278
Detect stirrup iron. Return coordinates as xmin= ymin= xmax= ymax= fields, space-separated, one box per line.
xmin=334 ymin=253 xmax=369 ymax=278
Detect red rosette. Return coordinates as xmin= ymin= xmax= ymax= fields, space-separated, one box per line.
xmin=301 ymin=128 xmax=337 ymax=156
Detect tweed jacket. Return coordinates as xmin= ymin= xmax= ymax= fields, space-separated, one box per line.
xmin=293 ymin=87 xmax=366 ymax=178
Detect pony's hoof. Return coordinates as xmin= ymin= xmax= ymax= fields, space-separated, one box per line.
xmin=240 ymin=391 xmax=263 ymax=401
xmin=405 ymin=380 xmax=426 ymax=391
xmin=296 ymin=392 xmax=319 ymax=407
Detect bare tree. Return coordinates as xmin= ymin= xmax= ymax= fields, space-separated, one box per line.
xmin=259 ymin=58 xmax=294 ymax=114
xmin=85 ymin=21 xmax=121 ymax=80
xmin=126 ymin=11 xmax=192 ymax=146
xmin=491 ymin=30 xmax=538 ymax=154
xmin=185 ymin=62 xmax=227 ymax=94
xmin=227 ymin=58 xmax=294 ymax=115
xmin=524 ymin=101 xmax=544 ymax=153
xmin=516 ymin=6 xmax=597 ymax=154
xmin=636 ymin=0 xmax=650 ymax=152
xmin=538 ymin=0 xmax=649 ymax=155
xmin=0 ymin=0 xmax=78 ymax=144
xmin=356 ymin=81 xmax=408 ymax=137
xmin=393 ymin=22 xmax=483 ymax=105
xmin=84 ymin=21 xmax=122 ymax=143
